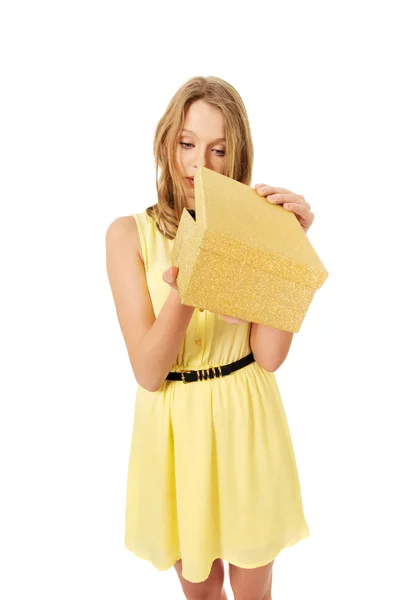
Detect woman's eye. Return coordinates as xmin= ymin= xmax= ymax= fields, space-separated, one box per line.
xmin=179 ymin=142 xmax=225 ymax=156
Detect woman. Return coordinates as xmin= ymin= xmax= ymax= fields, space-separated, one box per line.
xmin=106 ymin=75 xmax=314 ymax=600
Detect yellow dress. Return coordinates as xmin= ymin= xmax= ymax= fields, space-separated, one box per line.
xmin=125 ymin=209 xmax=310 ymax=584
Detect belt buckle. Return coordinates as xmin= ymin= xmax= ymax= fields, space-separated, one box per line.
xmin=180 ymin=365 xmax=222 ymax=384
xmin=180 ymin=369 xmax=198 ymax=384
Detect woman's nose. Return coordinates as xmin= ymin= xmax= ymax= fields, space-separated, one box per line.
xmin=194 ymin=149 xmax=208 ymax=168
xmin=194 ymin=159 xmax=207 ymax=169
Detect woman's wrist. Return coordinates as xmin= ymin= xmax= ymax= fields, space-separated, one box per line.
xmin=169 ymin=288 xmax=195 ymax=312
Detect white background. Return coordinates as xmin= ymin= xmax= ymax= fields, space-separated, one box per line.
xmin=1 ymin=1 xmax=399 ymax=599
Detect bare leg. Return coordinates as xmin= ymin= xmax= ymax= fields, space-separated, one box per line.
xmin=174 ymin=557 xmax=226 ymax=600
xmin=229 ymin=559 xmax=274 ymax=600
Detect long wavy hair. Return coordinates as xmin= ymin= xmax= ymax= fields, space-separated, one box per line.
xmin=146 ymin=76 xmax=254 ymax=240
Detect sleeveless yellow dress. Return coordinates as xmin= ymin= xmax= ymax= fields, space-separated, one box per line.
xmin=124 ymin=209 xmax=310 ymax=583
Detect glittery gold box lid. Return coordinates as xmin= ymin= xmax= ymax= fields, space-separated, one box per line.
xmin=180 ymin=166 xmax=328 ymax=289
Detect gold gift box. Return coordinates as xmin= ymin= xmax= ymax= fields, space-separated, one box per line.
xmin=171 ymin=166 xmax=328 ymax=332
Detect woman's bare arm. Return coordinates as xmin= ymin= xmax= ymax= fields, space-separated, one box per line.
xmin=105 ymin=216 xmax=195 ymax=391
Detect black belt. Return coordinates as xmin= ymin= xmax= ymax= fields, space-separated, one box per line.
xmin=166 ymin=351 xmax=255 ymax=384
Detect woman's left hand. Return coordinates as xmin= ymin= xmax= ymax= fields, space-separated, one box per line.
xmin=254 ymin=183 xmax=314 ymax=234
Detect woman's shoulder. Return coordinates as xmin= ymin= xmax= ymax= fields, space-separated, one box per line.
xmin=106 ymin=211 xmax=149 ymax=265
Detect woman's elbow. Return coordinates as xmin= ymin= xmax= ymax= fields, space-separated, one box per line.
xmin=255 ymin=354 xmax=287 ymax=373
xmin=131 ymin=363 xmax=163 ymax=392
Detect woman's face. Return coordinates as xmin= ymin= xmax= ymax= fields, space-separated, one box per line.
xmin=176 ymin=99 xmax=227 ymax=208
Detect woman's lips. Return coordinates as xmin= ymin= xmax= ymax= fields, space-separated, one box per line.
xmin=186 ymin=177 xmax=194 ymax=187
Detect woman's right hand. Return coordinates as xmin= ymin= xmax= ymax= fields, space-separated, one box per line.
xmin=162 ymin=266 xmax=179 ymax=291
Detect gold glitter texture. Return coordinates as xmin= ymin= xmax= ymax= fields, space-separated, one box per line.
xmin=170 ymin=166 xmax=328 ymax=332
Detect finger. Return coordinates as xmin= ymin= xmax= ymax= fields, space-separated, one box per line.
xmin=267 ymin=195 xmax=311 ymax=210
xmin=162 ymin=275 xmax=178 ymax=291
xmin=163 ymin=266 xmax=178 ymax=283
xmin=282 ymin=202 xmax=312 ymax=216
xmin=255 ymin=184 xmax=293 ymax=196
xmin=169 ymin=266 xmax=179 ymax=278
xmin=266 ymin=193 xmax=298 ymax=204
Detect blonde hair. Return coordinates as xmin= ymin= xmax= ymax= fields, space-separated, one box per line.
xmin=146 ymin=76 xmax=254 ymax=240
